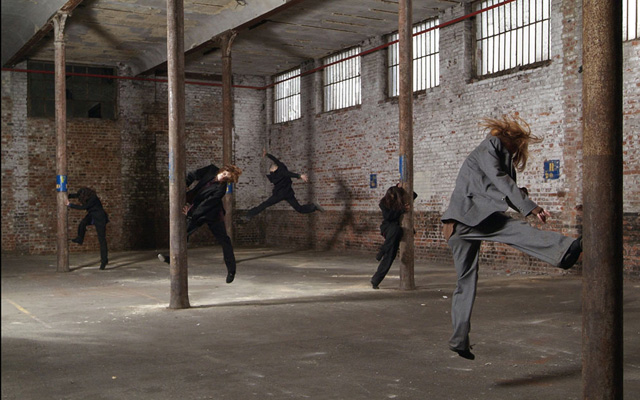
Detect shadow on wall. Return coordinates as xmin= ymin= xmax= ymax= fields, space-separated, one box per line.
xmin=126 ymin=132 xmax=165 ymax=250
xmin=323 ymin=177 xmax=370 ymax=251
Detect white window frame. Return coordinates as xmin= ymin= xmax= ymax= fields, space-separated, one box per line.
xmin=323 ymin=47 xmax=361 ymax=112
xmin=474 ymin=0 xmax=551 ymax=77
xmin=624 ymin=0 xmax=639 ymax=41
xmin=273 ymin=68 xmax=301 ymax=124
xmin=388 ymin=19 xmax=440 ymax=97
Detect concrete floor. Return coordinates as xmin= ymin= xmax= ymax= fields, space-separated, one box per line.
xmin=2 ymin=246 xmax=639 ymax=400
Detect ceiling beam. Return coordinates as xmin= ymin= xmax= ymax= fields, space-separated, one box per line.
xmin=3 ymin=0 xmax=84 ymax=68
xmin=139 ymin=0 xmax=307 ymax=77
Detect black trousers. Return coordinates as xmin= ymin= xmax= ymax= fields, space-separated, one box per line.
xmin=247 ymin=192 xmax=316 ymax=218
xmin=187 ymin=218 xmax=236 ymax=274
xmin=76 ymin=214 xmax=108 ymax=265
xmin=371 ymin=222 xmax=403 ymax=286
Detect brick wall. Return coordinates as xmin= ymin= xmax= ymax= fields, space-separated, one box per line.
xmin=1 ymin=63 xmax=258 ymax=255
xmin=2 ymin=64 xmax=123 ymax=255
xmin=249 ymin=0 xmax=639 ymax=275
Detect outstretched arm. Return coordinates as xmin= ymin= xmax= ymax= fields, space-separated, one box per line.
xmin=67 ymin=195 xmax=98 ymax=210
xmin=266 ymin=153 xmax=285 ymax=168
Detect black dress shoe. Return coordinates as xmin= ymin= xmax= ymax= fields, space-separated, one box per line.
xmin=99 ymin=262 xmax=107 ymax=270
xmin=450 ymin=347 xmax=475 ymax=360
xmin=71 ymin=238 xmax=83 ymax=245
xmin=226 ymin=273 xmax=235 ymax=284
xmin=371 ymin=280 xmax=379 ymax=290
xmin=560 ymin=236 xmax=583 ymax=270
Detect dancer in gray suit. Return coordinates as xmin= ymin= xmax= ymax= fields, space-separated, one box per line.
xmin=441 ymin=115 xmax=582 ymax=360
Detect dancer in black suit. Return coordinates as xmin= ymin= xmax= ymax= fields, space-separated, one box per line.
xmin=67 ymin=187 xmax=109 ymax=270
xmin=158 ymin=163 xmax=242 ymax=284
xmin=242 ymin=149 xmax=322 ymax=222
xmin=371 ymin=183 xmax=417 ymax=289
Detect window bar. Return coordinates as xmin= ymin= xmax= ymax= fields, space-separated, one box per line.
xmin=495 ymin=1 xmax=500 ymax=73
xmin=500 ymin=7 xmax=505 ymax=72
xmin=345 ymin=63 xmax=349 ymax=109
xmin=533 ymin=0 xmax=542 ymax=62
xmin=503 ymin=2 xmax=508 ymax=71
xmin=485 ymin=5 xmax=489 ymax=74
xmin=434 ymin=27 xmax=439 ymax=86
xmin=348 ymin=52 xmax=352 ymax=106
xmin=499 ymin=3 xmax=504 ymax=72
xmin=485 ymin=3 xmax=489 ymax=75
xmin=341 ymin=58 xmax=345 ymax=109
xmin=529 ymin=0 xmax=534 ymax=64
xmin=341 ymin=56 xmax=345 ymax=109
xmin=489 ymin=0 xmax=494 ymax=74
xmin=541 ymin=1 xmax=544 ymax=60
xmin=415 ymin=31 xmax=420 ymax=91
xmin=346 ymin=77 xmax=349 ymax=108
xmin=339 ymin=60 xmax=342 ymax=110
xmin=418 ymin=31 xmax=422 ymax=90
xmin=396 ymin=38 xmax=399 ymax=95
xmin=512 ymin=0 xmax=516 ymax=68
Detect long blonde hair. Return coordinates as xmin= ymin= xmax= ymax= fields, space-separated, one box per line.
xmin=481 ymin=114 xmax=541 ymax=172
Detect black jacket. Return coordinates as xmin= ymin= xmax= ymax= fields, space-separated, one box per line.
xmin=266 ymin=153 xmax=301 ymax=197
xmin=186 ymin=164 xmax=227 ymax=224
xmin=68 ymin=192 xmax=109 ymax=225
xmin=380 ymin=191 xmax=418 ymax=230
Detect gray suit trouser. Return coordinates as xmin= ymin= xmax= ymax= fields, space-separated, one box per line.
xmin=447 ymin=212 xmax=574 ymax=351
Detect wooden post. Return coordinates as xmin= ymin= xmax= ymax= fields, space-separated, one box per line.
xmin=398 ymin=0 xmax=415 ymax=290
xmin=53 ymin=12 xmax=69 ymax=273
xmin=221 ymin=31 xmax=237 ymax=242
xmin=581 ymin=1 xmax=623 ymax=398
xmin=167 ymin=0 xmax=189 ymax=309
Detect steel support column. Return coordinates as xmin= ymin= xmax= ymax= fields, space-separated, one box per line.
xmin=582 ymin=1 xmax=623 ymax=399
xmin=398 ymin=0 xmax=415 ymax=290
xmin=167 ymin=0 xmax=189 ymax=309
xmin=221 ymin=31 xmax=237 ymax=242
xmin=54 ymin=12 xmax=69 ymax=273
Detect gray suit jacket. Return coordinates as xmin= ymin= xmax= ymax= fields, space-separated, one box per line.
xmin=442 ymin=135 xmax=538 ymax=227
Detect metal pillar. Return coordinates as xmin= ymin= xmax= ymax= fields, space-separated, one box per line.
xmin=398 ymin=0 xmax=415 ymax=290
xmin=54 ymin=12 xmax=69 ymax=273
xmin=582 ymin=1 xmax=623 ymax=399
xmin=221 ymin=31 xmax=237 ymax=242
xmin=167 ymin=0 xmax=189 ymax=309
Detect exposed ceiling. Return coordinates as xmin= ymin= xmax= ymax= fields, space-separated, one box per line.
xmin=2 ymin=0 xmax=462 ymax=78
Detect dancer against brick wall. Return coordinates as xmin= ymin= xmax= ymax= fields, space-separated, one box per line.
xmin=158 ymin=163 xmax=242 ymax=284
xmin=67 ymin=187 xmax=109 ymax=270
xmin=441 ymin=115 xmax=583 ymax=360
xmin=241 ymin=148 xmax=323 ymax=223
xmin=370 ymin=183 xmax=417 ymax=289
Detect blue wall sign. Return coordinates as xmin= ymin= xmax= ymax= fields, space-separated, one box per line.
xmin=226 ymin=183 xmax=233 ymax=194
xmin=544 ymin=160 xmax=560 ymax=181
xmin=56 ymin=175 xmax=67 ymax=192
xmin=370 ymin=174 xmax=377 ymax=188
xmin=399 ymin=155 xmax=406 ymax=182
